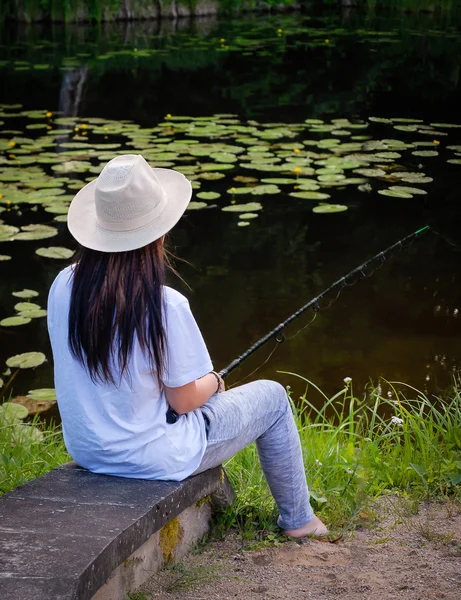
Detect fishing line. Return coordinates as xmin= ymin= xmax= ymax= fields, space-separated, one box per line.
xmin=218 ymin=225 xmax=430 ymax=380
xmin=166 ymin=225 xmax=430 ymax=423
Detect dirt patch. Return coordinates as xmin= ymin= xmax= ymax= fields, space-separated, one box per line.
xmin=139 ymin=498 xmax=461 ymax=600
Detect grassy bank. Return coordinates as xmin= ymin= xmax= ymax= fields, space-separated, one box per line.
xmin=218 ymin=376 xmax=461 ymax=538
xmin=0 ymin=404 xmax=69 ymax=495
xmin=1 ymin=376 xmax=460 ymax=539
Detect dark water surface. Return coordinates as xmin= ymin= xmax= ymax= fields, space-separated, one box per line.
xmin=1 ymin=7 xmax=461 ymax=403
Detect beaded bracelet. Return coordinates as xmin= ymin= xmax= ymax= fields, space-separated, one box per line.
xmin=209 ymin=370 xmax=223 ymax=394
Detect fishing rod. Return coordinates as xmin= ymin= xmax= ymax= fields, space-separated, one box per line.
xmin=166 ymin=225 xmax=429 ymax=423
xmin=218 ymin=225 xmax=430 ymax=380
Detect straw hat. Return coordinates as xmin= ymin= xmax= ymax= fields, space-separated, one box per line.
xmin=67 ymin=154 xmax=192 ymax=252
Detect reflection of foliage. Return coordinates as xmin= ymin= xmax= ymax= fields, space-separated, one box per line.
xmin=0 ymin=10 xmax=460 ymax=122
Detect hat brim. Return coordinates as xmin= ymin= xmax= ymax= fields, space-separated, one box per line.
xmin=67 ymin=168 xmax=192 ymax=253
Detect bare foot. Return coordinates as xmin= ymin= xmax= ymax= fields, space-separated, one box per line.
xmin=283 ymin=514 xmax=329 ymax=538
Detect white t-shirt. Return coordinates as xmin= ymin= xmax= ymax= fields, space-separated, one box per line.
xmin=47 ymin=265 xmax=212 ymax=481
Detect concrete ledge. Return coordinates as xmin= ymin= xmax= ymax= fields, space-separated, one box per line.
xmin=0 ymin=462 xmax=235 ymax=600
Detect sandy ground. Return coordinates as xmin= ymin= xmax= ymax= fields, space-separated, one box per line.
xmin=139 ymin=498 xmax=461 ymax=600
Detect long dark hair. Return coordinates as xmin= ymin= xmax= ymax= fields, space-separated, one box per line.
xmin=68 ymin=238 xmax=170 ymax=387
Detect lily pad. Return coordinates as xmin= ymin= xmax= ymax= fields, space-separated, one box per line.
xmin=0 ymin=402 xmax=28 ymax=420
xmin=12 ymin=289 xmax=39 ymax=298
xmin=0 ymin=254 xmax=11 ymax=261
xmin=222 ymin=202 xmax=263 ymax=213
xmin=412 ymin=151 xmax=438 ymax=157
xmin=313 ymin=204 xmax=348 ymax=214
xmin=6 ymin=351 xmax=46 ymax=369
xmin=239 ymin=213 xmax=259 ymax=220
xmin=289 ymin=191 xmax=331 ymax=200
xmin=354 ymin=168 xmax=386 ymax=177
xmin=14 ymin=302 xmax=42 ymax=312
xmin=0 ymin=315 xmax=32 ymax=327
xmin=196 ymin=192 xmax=221 ymax=200
xmin=187 ymin=202 xmax=208 ymax=210
xmin=14 ymin=224 xmax=58 ymax=241
xmin=35 ymin=246 xmax=74 ymax=259
xmin=378 ymin=189 xmax=413 ymax=198
xmin=18 ymin=309 xmax=47 ymax=319
xmin=388 ymin=186 xmax=427 ymax=196
xmin=26 ymin=388 xmax=57 ymax=401
xmin=237 ymin=221 xmax=250 ymax=227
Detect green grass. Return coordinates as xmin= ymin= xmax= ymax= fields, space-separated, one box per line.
xmin=0 ymin=414 xmax=69 ymax=495
xmin=216 ymin=376 xmax=461 ymax=538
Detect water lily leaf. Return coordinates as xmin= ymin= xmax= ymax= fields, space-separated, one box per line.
xmin=260 ymin=178 xmax=297 ymax=184
xmin=0 ymin=402 xmax=28 ymax=420
xmin=447 ymin=159 xmax=461 ymax=165
xmin=378 ymin=189 xmax=413 ymax=198
xmin=289 ymin=191 xmax=331 ymax=200
xmin=187 ymin=202 xmax=208 ymax=210
xmin=233 ymin=176 xmax=258 ymax=183
xmin=200 ymin=163 xmax=234 ymax=171
xmin=251 ymin=185 xmax=280 ymax=195
xmin=14 ymin=224 xmax=58 ymax=240
xmin=317 ymin=173 xmax=346 ymax=182
xmin=388 ymin=186 xmax=427 ymax=195
xmin=44 ymin=204 xmax=70 ymax=214
xmin=26 ymin=388 xmax=57 ymax=401
xmin=412 ymin=150 xmax=438 ymax=157
xmin=210 ymin=153 xmax=238 ymax=163
xmin=198 ymin=172 xmax=226 ymax=180
xmin=0 ymin=224 xmax=20 ymax=241
xmin=18 ymin=309 xmax=47 ymax=319
xmin=227 ymin=187 xmax=254 ymax=195
xmin=0 ymin=254 xmax=11 ymax=261
xmin=12 ymin=289 xmax=39 ymax=298
xmin=354 ymin=168 xmax=386 ymax=177
xmin=313 ymin=204 xmax=348 ymax=214
xmin=0 ymin=315 xmax=32 ymax=327
xmin=6 ymin=351 xmax=46 ymax=369
xmin=239 ymin=213 xmax=259 ymax=220
xmin=14 ymin=302 xmax=41 ymax=312
xmin=196 ymin=192 xmax=221 ymax=200
xmin=222 ymin=202 xmax=263 ymax=213
xmin=430 ymin=123 xmax=461 ymax=129
xmin=237 ymin=221 xmax=250 ymax=227
xmin=369 ymin=117 xmax=392 ymax=124
xmin=35 ymin=246 xmax=74 ymax=259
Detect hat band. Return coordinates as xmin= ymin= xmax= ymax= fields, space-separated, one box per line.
xmin=96 ymin=194 xmax=167 ymax=233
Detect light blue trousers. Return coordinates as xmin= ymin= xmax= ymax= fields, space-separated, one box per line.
xmin=194 ymin=380 xmax=314 ymax=531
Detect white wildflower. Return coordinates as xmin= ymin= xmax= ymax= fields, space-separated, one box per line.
xmin=343 ymin=377 xmax=352 ymax=384
xmin=391 ymin=416 xmax=403 ymax=425
xmin=315 ymin=459 xmax=323 ymax=467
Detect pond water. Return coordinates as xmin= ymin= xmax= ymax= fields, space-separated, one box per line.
xmin=1 ymin=6 xmax=461 ymax=407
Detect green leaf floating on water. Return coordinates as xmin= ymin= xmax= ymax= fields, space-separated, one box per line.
xmin=6 ymin=351 xmax=46 ymax=369
xmin=289 ymin=191 xmax=331 ymax=200
xmin=239 ymin=213 xmax=259 ymax=220
xmin=18 ymin=309 xmax=47 ymax=319
xmin=0 ymin=254 xmax=11 ymax=261
xmin=26 ymin=388 xmax=57 ymax=401
xmin=35 ymin=246 xmax=74 ymax=259
xmin=312 ymin=204 xmax=348 ymax=214
xmin=354 ymin=168 xmax=386 ymax=177
xmin=12 ymin=289 xmax=38 ymax=298
xmin=0 ymin=402 xmax=28 ymax=420
xmin=0 ymin=315 xmax=32 ymax=327
xmin=412 ymin=151 xmax=438 ymax=157
xmin=251 ymin=185 xmax=281 ymax=195
xmin=14 ymin=224 xmax=58 ymax=241
xmin=187 ymin=202 xmax=208 ymax=210
xmin=378 ymin=189 xmax=413 ymax=198
xmin=14 ymin=302 xmax=41 ymax=312
xmin=196 ymin=192 xmax=221 ymax=200
xmin=222 ymin=202 xmax=263 ymax=212
xmin=0 ymin=224 xmax=20 ymax=241
xmin=388 ymin=186 xmax=427 ymax=196
xmin=237 ymin=221 xmax=250 ymax=227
